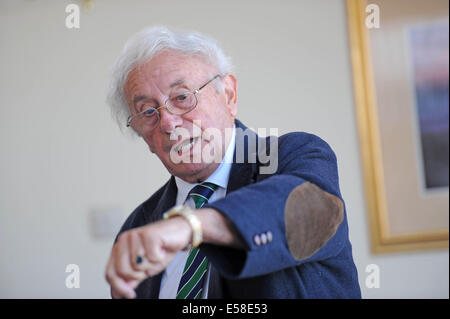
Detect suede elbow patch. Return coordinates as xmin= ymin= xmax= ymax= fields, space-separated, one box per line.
xmin=284 ymin=182 xmax=344 ymax=261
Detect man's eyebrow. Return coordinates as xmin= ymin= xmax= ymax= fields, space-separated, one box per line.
xmin=133 ymin=95 xmax=150 ymax=106
xmin=132 ymin=79 xmax=185 ymax=108
xmin=169 ymin=78 xmax=185 ymax=89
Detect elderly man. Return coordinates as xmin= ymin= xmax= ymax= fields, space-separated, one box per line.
xmin=105 ymin=26 xmax=361 ymax=299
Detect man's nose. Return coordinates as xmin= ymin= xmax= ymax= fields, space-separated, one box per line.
xmin=159 ymin=107 xmax=183 ymax=134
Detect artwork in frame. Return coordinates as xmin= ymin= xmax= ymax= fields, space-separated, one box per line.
xmin=346 ymin=0 xmax=449 ymax=253
xmin=407 ymin=22 xmax=449 ymax=190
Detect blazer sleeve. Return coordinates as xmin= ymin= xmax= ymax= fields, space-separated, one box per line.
xmin=202 ymin=132 xmax=350 ymax=279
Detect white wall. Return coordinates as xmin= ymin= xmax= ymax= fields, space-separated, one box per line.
xmin=0 ymin=0 xmax=448 ymax=298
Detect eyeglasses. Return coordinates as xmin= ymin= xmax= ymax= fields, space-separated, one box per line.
xmin=126 ymin=74 xmax=221 ymax=130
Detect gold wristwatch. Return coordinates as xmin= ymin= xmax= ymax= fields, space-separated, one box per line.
xmin=163 ymin=205 xmax=202 ymax=249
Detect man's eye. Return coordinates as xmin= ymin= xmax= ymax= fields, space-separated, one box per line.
xmin=143 ymin=108 xmax=157 ymax=116
xmin=176 ymin=94 xmax=188 ymax=101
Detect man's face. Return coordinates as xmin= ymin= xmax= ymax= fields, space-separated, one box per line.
xmin=124 ymin=50 xmax=238 ymax=183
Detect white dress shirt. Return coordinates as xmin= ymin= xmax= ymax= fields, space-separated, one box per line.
xmin=158 ymin=125 xmax=236 ymax=299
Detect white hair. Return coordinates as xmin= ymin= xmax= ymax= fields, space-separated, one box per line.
xmin=106 ymin=26 xmax=233 ymax=132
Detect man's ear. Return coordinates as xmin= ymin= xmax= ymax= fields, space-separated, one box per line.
xmin=222 ymin=73 xmax=238 ymax=117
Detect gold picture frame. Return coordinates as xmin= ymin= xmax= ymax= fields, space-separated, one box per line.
xmin=346 ymin=0 xmax=449 ymax=253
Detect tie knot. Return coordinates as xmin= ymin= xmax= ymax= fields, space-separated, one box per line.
xmin=188 ymin=182 xmax=218 ymax=208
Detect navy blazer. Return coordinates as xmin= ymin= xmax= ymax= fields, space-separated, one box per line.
xmin=115 ymin=119 xmax=361 ymax=298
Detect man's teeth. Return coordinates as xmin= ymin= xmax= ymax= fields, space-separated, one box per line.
xmin=176 ymin=137 xmax=197 ymax=153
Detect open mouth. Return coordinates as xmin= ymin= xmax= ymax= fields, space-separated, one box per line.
xmin=173 ymin=136 xmax=200 ymax=156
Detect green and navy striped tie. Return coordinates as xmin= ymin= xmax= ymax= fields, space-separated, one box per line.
xmin=176 ymin=182 xmax=218 ymax=299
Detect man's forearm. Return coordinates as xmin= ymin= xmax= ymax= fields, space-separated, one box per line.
xmin=195 ymin=208 xmax=245 ymax=249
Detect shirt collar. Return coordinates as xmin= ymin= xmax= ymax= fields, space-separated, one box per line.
xmin=175 ymin=124 xmax=236 ymax=199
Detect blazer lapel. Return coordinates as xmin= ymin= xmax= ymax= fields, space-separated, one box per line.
xmin=136 ymin=176 xmax=177 ymax=299
xmin=208 ymin=119 xmax=261 ymax=298
xmin=226 ymin=119 xmax=259 ymax=194
xmin=145 ymin=176 xmax=177 ymax=223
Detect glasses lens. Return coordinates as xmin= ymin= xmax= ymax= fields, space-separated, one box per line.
xmin=137 ymin=107 xmax=159 ymax=129
xmin=167 ymin=92 xmax=197 ymax=114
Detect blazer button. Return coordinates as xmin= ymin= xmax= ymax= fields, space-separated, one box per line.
xmin=260 ymin=233 xmax=267 ymax=245
xmin=267 ymin=231 xmax=273 ymax=242
xmin=253 ymin=234 xmax=261 ymax=246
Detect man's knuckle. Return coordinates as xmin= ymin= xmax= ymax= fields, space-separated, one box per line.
xmin=117 ymin=233 xmax=127 ymax=244
xmin=105 ymin=267 xmax=115 ymax=281
xmin=138 ymin=229 xmax=151 ymax=243
xmin=115 ymin=268 xmax=127 ymax=278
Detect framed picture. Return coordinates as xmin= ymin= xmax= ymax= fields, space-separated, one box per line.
xmin=346 ymin=0 xmax=449 ymax=253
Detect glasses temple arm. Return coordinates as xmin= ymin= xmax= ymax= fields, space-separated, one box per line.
xmin=197 ymin=74 xmax=221 ymax=92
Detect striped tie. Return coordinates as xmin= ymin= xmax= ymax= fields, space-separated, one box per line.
xmin=176 ymin=182 xmax=218 ymax=299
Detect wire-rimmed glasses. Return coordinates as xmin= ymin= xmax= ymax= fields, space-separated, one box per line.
xmin=126 ymin=74 xmax=221 ymax=130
